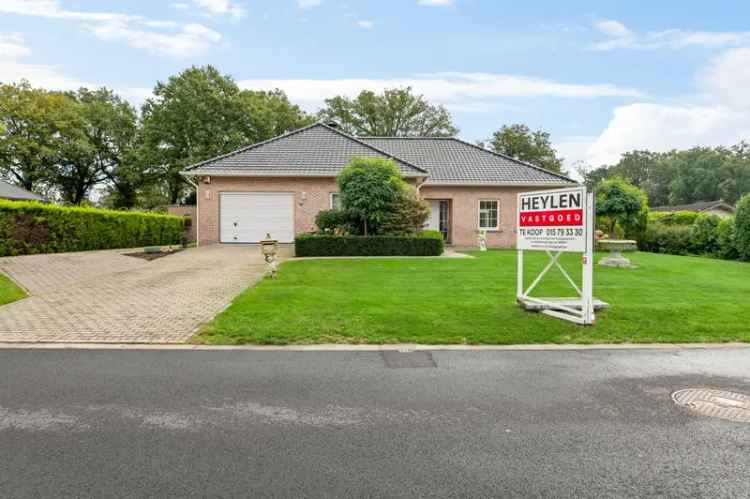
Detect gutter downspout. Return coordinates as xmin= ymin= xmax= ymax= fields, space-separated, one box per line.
xmin=182 ymin=174 xmax=199 ymax=247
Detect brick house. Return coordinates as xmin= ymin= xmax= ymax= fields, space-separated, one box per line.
xmin=181 ymin=122 xmax=575 ymax=248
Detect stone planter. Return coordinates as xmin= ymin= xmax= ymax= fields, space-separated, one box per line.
xmin=597 ymin=239 xmax=637 ymax=268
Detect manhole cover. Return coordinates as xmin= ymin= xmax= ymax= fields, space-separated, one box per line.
xmin=382 ymin=351 xmax=436 ymax=369
xmin=672 ymin=388 xmax=750 ymax=423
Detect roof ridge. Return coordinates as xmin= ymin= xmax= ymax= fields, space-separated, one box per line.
xmin=358 ymin=136 xmax=454 ymax=140
xmin=318 ymin=124 xmax=429 ymax=174
xmin=184 ymin=122 xmax=428 ymax=175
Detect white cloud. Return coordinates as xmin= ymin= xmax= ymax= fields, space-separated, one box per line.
xmin=191 ymin=0 xmax=246 ymax=19
xmin=0 ymin=0 xmax=224 ymax=57
xmin=418 ymin=0 xmax=454 ymax=6
xmin=238 ymin=72 xmax=643 ymax=113
xmin=297 ymin=0 xmax=322 ymax=8
xmin=700 ymin=47 xmax=750 ymax=108
xmin=172 ymin=2 xmax=190 ymax=10
xmin=0 ymin=34 xmax=153 ymax=105
xmin=0 ymin=34 xmax=91 ymax=89
xmin=594 ymin=20 xmax=631 ymax=38
xmin=0 ymin=34 xmax=31 ymax=59
xmin=585 ymin=104 xmax=748 ymax=166
xmin=591 ymin=19 xmax=750 ymax=51
xmin=85 ymin=21 xmax=222 ymax=58
xmin=583 ymin=47 xmax=750 ymax=166
xmin=356 ymin=20 xmax=374 ymax=29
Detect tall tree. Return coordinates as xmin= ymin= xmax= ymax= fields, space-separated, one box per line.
xmin=0 ymin=81 xmax=73 ymax=193
xmin=318 ymin=87 xmax=458 ymax=137
xmin=141 ymin=66 xmax=312 ymax=204
xmin=71 ymin=88 xmax=147 ymax=208
xmin=488 ymin=124 xmax=564 ymax=173
xmin=52 ymin=88 xmax=143 ymax=205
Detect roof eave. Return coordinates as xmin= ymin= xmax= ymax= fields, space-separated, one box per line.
xmin=181 ymin=170 xmax=427 ymax=178
xmin=422 ymin=180 xmax=578 ymax=187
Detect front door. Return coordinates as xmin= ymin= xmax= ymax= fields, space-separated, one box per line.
xmin=427 ymin=200 xmax=451 ymax=243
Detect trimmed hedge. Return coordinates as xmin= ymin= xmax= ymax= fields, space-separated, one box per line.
xmin=0 ymin=200 xmax=184 ymax=256
xmin=639 ymin=213 xmax=740 ymax=259
xmin=295 ymin=232 xmax=444 ymax=257
xmin=648 ymin=210 xmax=701 ymax=226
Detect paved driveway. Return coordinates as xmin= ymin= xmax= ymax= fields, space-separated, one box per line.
xmin=0 ymin=245 xmax=273 ymax=343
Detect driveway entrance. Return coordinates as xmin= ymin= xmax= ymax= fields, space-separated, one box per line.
xmin=0 ymin=245 xmax=273 ymax=343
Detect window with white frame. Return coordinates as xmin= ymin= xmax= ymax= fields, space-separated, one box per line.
xmin=330 ymin=192 xmax=342 ymax=210
xmin=478 ymin=200 xmax=499 ymax=230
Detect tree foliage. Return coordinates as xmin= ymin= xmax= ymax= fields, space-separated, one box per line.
xmin=488 ymin=123 xmax=564 ymax=173
xmin=141 ymin=65 xmax=312 ymax=203
xmin=0 ymin=81 xmax=75 ymax=192
xmin=582 ymin=145 xmax=750 ymax=207
xmin=318 ymin=87 xmax=458 ymax=137
xmin=596 ymin=178 xmax=649 ymax=238
xmin=337 ymin=157 xmax=404 ymax=235
xmin=735 ymin=194 xmax=750 ymax=261
xmin=380 ymin=184 xmax=430 ymax=236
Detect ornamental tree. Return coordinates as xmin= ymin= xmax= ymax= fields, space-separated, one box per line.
xmin=596 ymin=177 xmax=649 ymax=239
xmin=337 ymin=157 xmax=403 ymax=236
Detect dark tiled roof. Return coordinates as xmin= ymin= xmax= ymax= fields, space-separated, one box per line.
xmin=182 ymin=122 xmax=575 ymax=185
xmin=183 ymin=123 xmax=427 ymax=177
xmin=0 ymin=180 xmax=44 ymax=201
xmin=652 ymin=200 xmax=735 ymax=213
xmin=360 ymin=137 xmax=574 ymax=185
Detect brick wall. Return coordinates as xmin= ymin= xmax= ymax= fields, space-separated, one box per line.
xmin=420 ymin=185 xmax=562 ymax=248
xmin=196 ymin=177 xmax=338 ymax=246
xmin=197 ymin=176 xmax=564 ymax=249
xmin=167 ymin=205 xmax=197 ymax=242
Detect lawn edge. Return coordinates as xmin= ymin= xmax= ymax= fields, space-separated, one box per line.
xmin=0 ymin=342 xmax=747 ymax=351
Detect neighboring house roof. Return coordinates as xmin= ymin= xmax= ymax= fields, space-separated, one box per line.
xmin=360 ymin=137 xmax=573 ymax=185
xmin=652 ymin=200 xmax=736 ymax=213
xmin=182 ymin=122 xmax=428 ymax=178
xmin=0 ymin=180 xmax=44 ymax=201
xmin=182 ymin=121 xmax=575 ymax=186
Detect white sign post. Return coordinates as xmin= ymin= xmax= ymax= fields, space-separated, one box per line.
xmin=516 ymin=186 xmax=595 ymax=325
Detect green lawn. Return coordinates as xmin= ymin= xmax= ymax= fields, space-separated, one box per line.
xmin=197 ymin=251 xmax=750 ymax=345
xmin=0 ymin=273 xmax=26 ymax=306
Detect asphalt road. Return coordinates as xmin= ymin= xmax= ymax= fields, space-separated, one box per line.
xmin=1 ymin=347 xmax=749 ymax=498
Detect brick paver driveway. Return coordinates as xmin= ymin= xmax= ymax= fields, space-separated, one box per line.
xmin=0 ymin=245 xmax=274 ymax=343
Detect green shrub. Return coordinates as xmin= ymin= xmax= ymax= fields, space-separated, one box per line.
xmin=648 ymin=210 xmax=700 ymax=226
xmin=295 ymin=234 xmax=444 ymax=257
xmin=736 ymin=194 xmax=750 ymax=261
xmin=688 ymin=214 xmax=721 ymax=255
xmin=380 ymin=184 xmax=430 ymax=236
xmin=420 ymin=230 xmax=443 ymax=240
xmin=639 ymin=223 xmax=692 ymax=255
xmin=0 ymin=200 xmax=184 ymax=256
xmin=314 ymin=209 xmax=356 ymax=235
xmin=716 ymin=217 xmax=738 ymax=260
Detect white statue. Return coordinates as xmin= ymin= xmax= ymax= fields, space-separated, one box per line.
xmin=477 ymin=230 xmax=487 ymax=251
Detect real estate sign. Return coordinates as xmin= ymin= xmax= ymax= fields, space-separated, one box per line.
xmin=517 ymin=187 xmax=587 ymax=253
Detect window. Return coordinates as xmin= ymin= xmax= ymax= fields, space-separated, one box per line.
xmin=478 ymin=200 xmax=499 ymax=230
xmin=330 ymin=192 xmax=342 ymax=210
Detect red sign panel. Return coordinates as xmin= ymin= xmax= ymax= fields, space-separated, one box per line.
xmin=519 ymin=209 xmax=583 ymax=227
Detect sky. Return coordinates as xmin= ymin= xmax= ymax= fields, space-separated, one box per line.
xmin=1 ymin=0 xmax=750 ymax=172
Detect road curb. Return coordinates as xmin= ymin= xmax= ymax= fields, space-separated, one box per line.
xmin=0 ymin=342 xmax=747 ymax=351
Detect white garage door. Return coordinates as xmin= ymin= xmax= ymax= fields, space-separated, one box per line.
xmin=220 ymin=192 xmax=295 ymax=243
